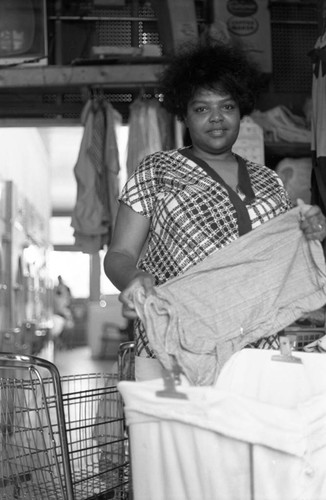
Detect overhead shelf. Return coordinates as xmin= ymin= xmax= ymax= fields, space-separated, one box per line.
xmin=0 ymin=62 xmax=166 ymax=90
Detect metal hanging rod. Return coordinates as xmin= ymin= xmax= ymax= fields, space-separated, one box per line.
xmin=48 ymin=15 xmax=157 ymax=21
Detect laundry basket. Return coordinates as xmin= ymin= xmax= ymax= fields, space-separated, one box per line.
xmin=285 ymin=328 xmax=325 ymax=350
xmin=118 ymin=349 xmax=326 ymax=500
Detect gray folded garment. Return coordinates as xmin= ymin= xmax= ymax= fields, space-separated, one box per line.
xmin=133 ymin=207 xmax=326 ymax=386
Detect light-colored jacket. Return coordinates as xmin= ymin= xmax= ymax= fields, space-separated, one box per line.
xmin=71 ymin=99 xmax=121 ymax=253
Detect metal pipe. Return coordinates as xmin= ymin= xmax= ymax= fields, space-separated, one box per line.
xmin=54 ymin=0 xmax=63 ymax=65
xmin=48 ymin=15 xmax=157 ymax=22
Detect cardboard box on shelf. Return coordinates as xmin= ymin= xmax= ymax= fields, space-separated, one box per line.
xmin=151 ymin=0 xmax=199 ymax=54
xmin=211 ymin=0 xmax=272 ymax=73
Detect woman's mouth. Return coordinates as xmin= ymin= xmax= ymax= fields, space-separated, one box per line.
xmin=208 ymin=128 xmax=225 ymax=136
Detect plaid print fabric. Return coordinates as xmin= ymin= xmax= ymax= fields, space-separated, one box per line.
xmin=120 ymin=148 xmax=292 ymax=357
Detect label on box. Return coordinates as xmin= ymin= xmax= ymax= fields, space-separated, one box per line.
xmin=212 ymin=0 xmax=272 ymax=73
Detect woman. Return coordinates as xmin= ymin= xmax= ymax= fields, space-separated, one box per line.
xmin=104 ymin=41 xmax=326 ymax=380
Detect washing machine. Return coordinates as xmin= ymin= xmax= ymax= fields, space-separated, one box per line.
xmin=7 ymin=181 xmax=30 ymax=330
xmin=24 ymin=198 xmax=52 ymax=328
xmin=0 ymin=180 xmax=11 ymax=335
xmin=21 ymin=193 xmax=53 ymax=357
xmin=5 ymin=182 xmax=38 ymax=354
xmin=4 ymin=181 xmax=52 ymax=357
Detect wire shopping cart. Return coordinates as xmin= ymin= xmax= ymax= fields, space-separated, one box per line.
xmin=0 ymin=352 xmax=130 ymax=500
xmin=117 ymin=342 xmax=135 ymax=382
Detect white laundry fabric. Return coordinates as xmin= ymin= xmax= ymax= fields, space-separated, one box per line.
xmin=275 ymin=157 xmax=312 ymax=205
xmin=126 ymin=98 xmax=174 ymax=176
xmin=215 ymin=348 xmax=326 ymax=406
xmin=118 ymin=350 xmax=326 ymax=500
xmin=251 ymin=106 xmax=311 ymax=143
xmin=133 ymin=206 xmax=326 ymax=385
xmin=304 ymin=334 xmax=326 ymax=353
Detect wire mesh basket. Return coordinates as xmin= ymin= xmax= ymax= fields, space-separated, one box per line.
xmin=283 ymin=328 xmax=325 ymax=351
xmin=118 ymin=342 xmax=135 ymax=382
xmin=0 ymin=353 xmax=129 ymax=500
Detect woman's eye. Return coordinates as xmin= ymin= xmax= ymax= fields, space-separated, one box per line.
xmin=194 ymin=106 xmax=207 ymax=113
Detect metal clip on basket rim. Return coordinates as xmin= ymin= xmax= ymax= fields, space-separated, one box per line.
xmin=156 ymin=362 xmax=188 ymax=400
xmin=272 ymin=334 xmax=303 ymax=364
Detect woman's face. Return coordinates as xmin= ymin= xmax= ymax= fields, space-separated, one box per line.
xmin=184 ymin=87 xmax=241 ymax=159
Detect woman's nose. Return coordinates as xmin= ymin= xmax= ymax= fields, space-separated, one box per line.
xmin=209 ymin=109 xmax=223 ymax=122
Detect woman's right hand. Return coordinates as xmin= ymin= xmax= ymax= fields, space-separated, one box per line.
xmin=118 ymin=272 xmax=156 ymax=320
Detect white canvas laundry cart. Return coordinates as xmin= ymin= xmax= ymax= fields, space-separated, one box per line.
xmin=118 ymin=347 xmax=326 ymax=500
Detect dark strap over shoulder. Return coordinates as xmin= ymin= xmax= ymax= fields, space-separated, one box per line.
xmin=181 ymin=149 xmax=254 ymax=236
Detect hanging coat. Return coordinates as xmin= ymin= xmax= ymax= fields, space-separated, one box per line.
xmin=71 ymin=99 xmax=121 ymax=253
xmin=310 ymin=29 xmax=326 ymax=213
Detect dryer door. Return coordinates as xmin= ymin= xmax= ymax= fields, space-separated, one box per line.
xmin=0 ymin=247 xmax=12 ymax=333
xmin=13 ymin=255 xmax=25 ymax=327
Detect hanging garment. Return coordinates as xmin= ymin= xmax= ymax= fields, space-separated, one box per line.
xmin=104 ymin=99 xmax=121 ymax=234
xmin=310 ymin=30 xmax=326 ymax=213
xmin=126 ymin=97 xmax=174 ymax=176
xmin=71 ymin=99 xmax=121 ymax=253
xmin=133 ymin=206 xmax=326 ymax=385
xmin=119 ymin=350 xmax=326 ymax=500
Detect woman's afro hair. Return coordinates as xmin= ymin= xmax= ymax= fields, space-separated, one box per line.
xmin=159 ymin=40 xmax=264 ymax=120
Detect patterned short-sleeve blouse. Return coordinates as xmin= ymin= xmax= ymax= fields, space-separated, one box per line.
xmin=120 ymin=147 xmax=292 ymax=357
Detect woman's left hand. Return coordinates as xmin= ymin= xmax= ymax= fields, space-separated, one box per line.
xmin=298 ymin=199 xmax=326 ymax=242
